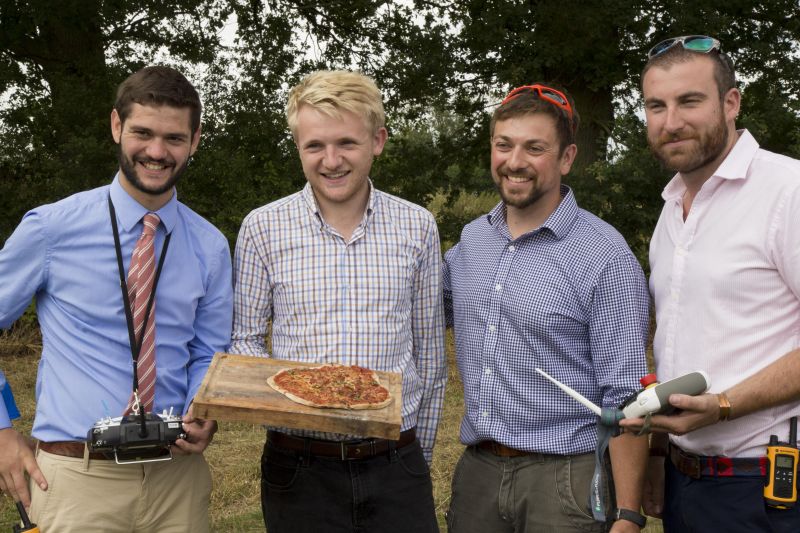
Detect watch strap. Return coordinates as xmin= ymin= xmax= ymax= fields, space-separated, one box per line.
xmin=614 ymin=507 xmax=646 ymax=528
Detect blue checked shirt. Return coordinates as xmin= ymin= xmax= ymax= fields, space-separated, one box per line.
xmin=443 ymin=186 xmax=649 ymax=455
xmin=231 ymin=182 xmax=446 ymax=461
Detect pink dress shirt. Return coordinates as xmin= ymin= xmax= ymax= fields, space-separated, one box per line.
xmin=650 ymin=130 xmax=800 ymax=457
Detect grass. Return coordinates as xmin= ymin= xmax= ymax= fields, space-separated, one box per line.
xmin=1 ymin=327 xmax=662 ymax=532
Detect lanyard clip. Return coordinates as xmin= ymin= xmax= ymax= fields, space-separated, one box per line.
xmin=131 ymin=391 xmax=142 ymax=415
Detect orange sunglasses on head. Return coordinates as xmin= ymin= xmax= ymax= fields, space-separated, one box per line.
xmin=500 ymin=84 xmax=574 ymax=122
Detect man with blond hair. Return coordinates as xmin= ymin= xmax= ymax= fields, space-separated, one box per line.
xmin=230 ymin=70 xmax=446 ymax=532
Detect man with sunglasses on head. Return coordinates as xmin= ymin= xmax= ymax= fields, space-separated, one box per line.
xmin=618 ymin=35 xmax=800 ymax=532
xmin=443 ymin=84 xmax=650 ymax=532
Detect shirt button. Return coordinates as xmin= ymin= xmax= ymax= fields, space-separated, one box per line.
xmin=482 ymin=411 xmax=489 ymax=418
xmin=488 ymin=325 xmax=496 ymax=332
xmin=495 ymin=284 xmax=502 ymax=292
xmin=485 ymin=368 xmax=492 ymax=375
xmin=508 ymin=245 xmax=515 ymax=252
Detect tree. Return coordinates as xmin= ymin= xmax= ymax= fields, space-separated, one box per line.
xmin=2 ymin=0 xmax=798 ymax=262
xmin=435 ymin=0 xmax=800 ymax=263
xmin=0 ymin=0 xmax=230 ymax=239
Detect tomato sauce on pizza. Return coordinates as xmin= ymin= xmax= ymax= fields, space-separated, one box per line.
xmin=267 ymin=364 xmax=392 ymax=410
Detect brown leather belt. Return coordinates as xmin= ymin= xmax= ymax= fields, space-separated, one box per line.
xmin=476 ymin=440 xmax=534 ymax=458
xmin=268 ymin=428 xmax=416 ymax=460
xmin=39 ymin=441 xmax=110 ymax=460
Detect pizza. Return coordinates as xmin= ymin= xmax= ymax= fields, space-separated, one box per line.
xmin=267 ymin=364 xmax=393 ymax=410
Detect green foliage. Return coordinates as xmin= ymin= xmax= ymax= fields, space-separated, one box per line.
xmin=577 ymin=111 xmax=669 ymax=269
xmin=0 ymin=0 xmax=231 ymax=240
xmin=428 ymin=188 xmax=499 ymax=252
xmin=1 ymin=0 xmax=799 ymax=266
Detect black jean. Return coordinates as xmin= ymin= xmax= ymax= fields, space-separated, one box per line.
xmin=261 ymin=435 xmax=439 ymax=533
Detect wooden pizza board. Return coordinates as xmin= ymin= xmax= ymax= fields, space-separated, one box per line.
xmin=192 ymin=353 xmax=403 ymax=440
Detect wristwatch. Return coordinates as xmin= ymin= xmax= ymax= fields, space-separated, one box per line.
xmin=613 ymin=508 xmax=646 ymax=528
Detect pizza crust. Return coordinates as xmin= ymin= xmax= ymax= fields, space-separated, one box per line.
xmin=267 ymin=365 xmax=393 ymax=410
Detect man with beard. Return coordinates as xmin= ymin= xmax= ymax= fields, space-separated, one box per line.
xmin=0 ymin=66 xmax=232 ymax=531
xmin=443 ymin=84 xmax=650 ymax=532
xmin=617 ymin=36 xmax=800 ymax=532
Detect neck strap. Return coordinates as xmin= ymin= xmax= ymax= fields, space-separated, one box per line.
xmin=108 ymin=195 xmax=172 ymax=394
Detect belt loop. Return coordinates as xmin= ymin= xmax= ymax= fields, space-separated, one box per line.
xmin=82 ymin=442 xmax=90 ymax=471
xmin=340 ymin=441 xmax=347 ymax=461
xmin=387 ymin=439 xmax=398 ymax=461
xmin=302 ymin=438 xmax=312 ymax=464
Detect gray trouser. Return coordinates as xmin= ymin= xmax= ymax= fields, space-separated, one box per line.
xmin=447 ymin=445 xmax=611 ymax=533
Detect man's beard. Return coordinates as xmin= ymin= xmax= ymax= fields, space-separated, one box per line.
xmin=493 ymin=173 xmax=544 ymax=210
xmin=117 ymin=146 xmax=188 ymax=196
xmin=650 ymin=114 xmax=728 ymax=174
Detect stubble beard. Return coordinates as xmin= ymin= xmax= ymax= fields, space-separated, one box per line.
xmin=494 ymin=173 xmax=543 ymax=210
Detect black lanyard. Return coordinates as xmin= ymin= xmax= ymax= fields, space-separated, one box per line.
xmin=108 ymin=195 xmax=171 ymax=395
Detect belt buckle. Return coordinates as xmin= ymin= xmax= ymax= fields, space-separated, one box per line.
xmin=340 ymin=439 xmax=376 ymax=460
xmin=340 ymin=441 xmax=363 ymax=460
xmin=490 ymin=442 xmax=502 ymax=456
xmin=678 ymin=449 xmax=702 ymax=479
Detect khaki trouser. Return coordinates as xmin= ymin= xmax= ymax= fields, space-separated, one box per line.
xmin=29 ymin=447 xmax=212 ymax=533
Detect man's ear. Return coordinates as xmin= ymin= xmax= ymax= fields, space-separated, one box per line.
xmin=723 ymin=87 xmax=741 ymax=125
xmin=111 ymin=109 xmax=122 ymax=144
xmin=559 ymin=143 xmax=578 ymax=176
xmin=372 ymin=127 xmax=388 ymax=156
xmin=190 ymin=125 xmax=202 ymax=156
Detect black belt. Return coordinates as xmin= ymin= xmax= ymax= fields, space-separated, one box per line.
xmin=268 ymin=428 xmax=416 ymax=460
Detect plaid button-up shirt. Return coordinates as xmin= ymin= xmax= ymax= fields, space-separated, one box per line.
xmin=231 ymin=182 xmax=446 ymax=460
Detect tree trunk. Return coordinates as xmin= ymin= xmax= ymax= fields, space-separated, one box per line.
xmin=566 ymin=84 xmax=615 ymax=173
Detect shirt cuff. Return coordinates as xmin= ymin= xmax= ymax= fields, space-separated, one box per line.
xmin=0 ymin=396 xmax=11 ymax=429
xmin=1 ymin=380 xmax=21 ymax=427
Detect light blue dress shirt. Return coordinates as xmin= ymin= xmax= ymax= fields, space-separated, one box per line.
xmin=443 ymin=186 xmax=649 ymax=455
xmin=0 ymin=176 xmax=233 ymax=441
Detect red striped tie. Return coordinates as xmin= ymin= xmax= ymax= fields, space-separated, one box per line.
xmin=125 ymin=213 xmax=160 ymax=415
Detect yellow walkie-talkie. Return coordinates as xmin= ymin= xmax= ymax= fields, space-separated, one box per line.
xmin=764 ymin=417 xmax=798 ymax=509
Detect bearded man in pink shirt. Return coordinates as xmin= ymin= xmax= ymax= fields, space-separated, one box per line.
xmin=619 ymin=35 xmax=800 ymax=533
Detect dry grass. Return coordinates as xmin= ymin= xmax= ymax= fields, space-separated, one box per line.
xmin=1 ymin=328 xmax=662 ymax=532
